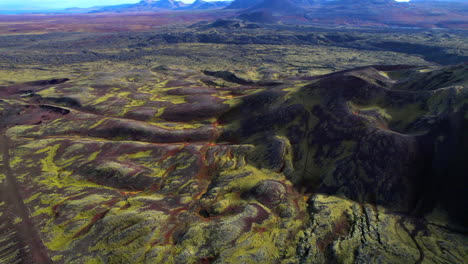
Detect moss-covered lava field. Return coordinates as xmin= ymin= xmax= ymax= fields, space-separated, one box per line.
xmin=0 ymin=21 xmax=467 ymax=264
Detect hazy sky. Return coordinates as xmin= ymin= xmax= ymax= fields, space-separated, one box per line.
xmin=0 ymin=0 xmax=412 ymax=11
xmin=0 ymin=0 xmax=206 ymax=11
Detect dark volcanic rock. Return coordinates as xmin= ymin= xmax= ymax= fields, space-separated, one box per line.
xmin=219 ymin=64 xmax=468 ymax=216
xmin=238 ymin=11 xmax=278 ymax=23
xmin=0 ymin=64 xmax=466 ymax=264
xmin=226 ymin=0 xmax=264 ymax=9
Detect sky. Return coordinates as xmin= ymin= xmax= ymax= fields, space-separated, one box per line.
xmin=0 ymin=0 xmax=413 ymax=12
xmin=0 ymin=0 xmax=202 ymax=11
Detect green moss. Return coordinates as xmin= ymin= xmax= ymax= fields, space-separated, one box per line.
xmin=24 ymin=192 xmax=42 ymax=203
xmin=0 ymin=68 xmax=72 ymax=86
xmin=83 ymin=257 xmax=104 ymax=264
xmin=32 ymin=205 xmax=53 ymax=217
xmin=43 ymin=194 xmax=116 ymax=251
xmin=88 ymin=118 xmax=109 ymax=129
xmin=348 ymin=102 xmax=392 ymax=120
xmin=0 ymin=248 xmax=20 ymax=264
xmin=156 ymin=122 xmax=206 ymax=130
xmin=36 ymin=87 xmax=58 ymax=97
xmin=5 ymin=125 xmax=37 ymax=138
xmin=427 ymin=87 xmax=465 ymax=114
xmin=386 ymin=103 xmax=424 ymax=131
xmin=37 ymin=144 xmax=61 ymax=174
xmin=51 ymin=255 xmax=63 ymax=262
xmin=0 ymin=46 xmax=465 ymax=264
xmin=92 ymin=92 xmax=121 ymax=105
xmin=224 ymin=165 xmax=277 ymax=192
xmin=87 ymin=150 xmax=101 ymax=162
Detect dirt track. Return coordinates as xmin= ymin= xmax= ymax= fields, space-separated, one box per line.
xmin=0 ymin=131 xmax=52 ymax=264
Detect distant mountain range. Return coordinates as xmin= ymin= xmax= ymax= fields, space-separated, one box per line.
xmin=98 ymin=0 xmax=464 ymax=18
xmin=1 ymin=0 xmax=465 ymax=29
xmin=182 ymin=0 xmax=234 ymax=10
xmin=226 ymin=0 xmax=316 ymax=10
xmin=225 ymin=0 xmax=403 ymax=13
xmin=222 ymin=0 xmax=467 ymax=28
xmin=93 ymin=0 xmax=232 ymax=12
xmin=88 ymin=0 xmax=404 ymax=13
xmin=7 ymin=0 xmax=463 ymax=15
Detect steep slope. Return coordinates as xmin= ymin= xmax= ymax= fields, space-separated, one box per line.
xmin=307 ymin=0 xmax=468 ymax=27
xmin=227 ymin=0 xmax=467 ymax=28
xmin=228 ymin=0 xmax=320 ymax=9
xmin=219 ymin=64 xmax=468 ymax=214
xmin=0 ymin=64 xmax=467 ymax=263
xmin=230 ymin=0 xmax=400 ymax=19
xmin=226 ymin=0 xmax=264 ymax=9
xmin=249 ymin=0 xmax=306 ymax=14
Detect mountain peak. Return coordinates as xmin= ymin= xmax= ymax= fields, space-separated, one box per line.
xmin=181 ymin=0 xmax=232 ymax=10
xmin=138 ymin=0 xmax=186 ymax=9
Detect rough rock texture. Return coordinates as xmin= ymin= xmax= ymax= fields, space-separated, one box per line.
xmin=0 ymin=64 xmax=467 ymax=263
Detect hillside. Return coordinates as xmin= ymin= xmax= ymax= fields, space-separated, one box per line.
xmin=0 ymin=3 xmax=467 ymax=263
xmin=0 ymin=61 xmax=467 ymax=263
xmin=226 ymin=0 xmax=468 ymax=28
